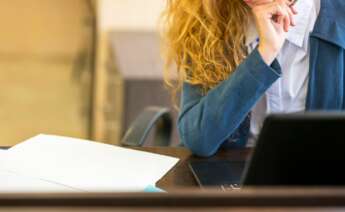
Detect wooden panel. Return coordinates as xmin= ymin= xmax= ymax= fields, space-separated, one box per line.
xmin=0 ymin=0 xmax=87 ymax=56
xmin=1 ymin=188 xmax=345 ymax=209
xmin=0 ymin=0 xmax=93 ymax=145
xmin=92 ymin=0 xmax=108 ymax=142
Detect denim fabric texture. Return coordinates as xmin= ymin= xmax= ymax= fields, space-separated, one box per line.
xmin=178 ymin=0 xmax=345 ymax=157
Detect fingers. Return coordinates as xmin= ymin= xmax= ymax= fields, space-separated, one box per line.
xmin=287 ymin=0 xmax=297 ymax=6
xmin=251 ymin=0 xmax=296 ymax=32
xmin=244 ymin=0 xmax=292 ymax=7
xmin=252 ymin=1 xmax=290 ymax=31
xmin=246 ymin=0 xmax=297 ymax=27
xmin=277 ymin=0 xmax=295 ymax=30
xmin=274 ymin=2 xmax=290 ymax=32
xmin=278 ymin=0 xmax=296 ymax=31
xmin=244 ymin=0 xmax=274 ymax=8
xmin=287 ymin=4 xmax=295 ymax=26
xmin=289 ymin=5 xmax=298 ymax=15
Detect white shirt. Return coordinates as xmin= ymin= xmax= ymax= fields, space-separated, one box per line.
xmin=247 ymin=0 xmax=321 ymax=146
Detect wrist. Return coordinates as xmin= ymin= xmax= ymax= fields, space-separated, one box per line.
xmin=258 ymin=44 xmax=279 ymax=65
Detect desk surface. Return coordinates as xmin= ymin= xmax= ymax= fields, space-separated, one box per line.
xmin=134 ymin=147 xmax=252 ymax=190
xmin=1 ymin=145 xmax=250 ymax=189
xmin=3 ymin=146 xmax=345 ymax=211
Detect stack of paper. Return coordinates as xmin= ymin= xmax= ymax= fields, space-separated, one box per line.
xmin=0 ymin=134 xmax=179 ymax=193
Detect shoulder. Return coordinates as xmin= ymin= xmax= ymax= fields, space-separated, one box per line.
xmin=320 ymin=0 xmax=345 ymax=19
xmin=312 ymin=0 xmax=345 ymax=49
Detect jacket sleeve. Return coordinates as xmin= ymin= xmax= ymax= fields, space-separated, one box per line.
xmin=178 ymin=48 xmax=282 ymax=157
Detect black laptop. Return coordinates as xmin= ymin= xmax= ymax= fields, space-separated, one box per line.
xmin=189 ymin=112 xmax=345 ymax=189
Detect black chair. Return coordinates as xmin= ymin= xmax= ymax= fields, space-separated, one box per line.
xmin=121 ymin=106 xmax=173 ymax=147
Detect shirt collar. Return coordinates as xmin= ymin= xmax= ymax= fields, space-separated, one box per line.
xmin=246 ymin=0 xmax=315 ymax=49
xmin=286 ymin=0 xmax=314 ymax=48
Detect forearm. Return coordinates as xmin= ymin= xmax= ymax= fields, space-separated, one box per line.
xmin=178 ymin=48 xmax=282 ymax=157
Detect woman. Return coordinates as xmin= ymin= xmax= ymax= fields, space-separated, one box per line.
xmin=162 ymin=0 xmax=345 ymax=157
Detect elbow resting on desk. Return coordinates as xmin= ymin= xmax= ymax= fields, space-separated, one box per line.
xmin=178 ymin=112 xmax=250 ymax=157
xmin=179 ymin=131 xmax=218 ymax=157
xmin=178 ymin=119 xmax=220 ymax=157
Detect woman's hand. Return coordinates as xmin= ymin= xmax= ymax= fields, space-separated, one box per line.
xmin=244 ymin=0 xmax=297 ymax=64
xmin=245 ymin=0 xmax=297 ymax=28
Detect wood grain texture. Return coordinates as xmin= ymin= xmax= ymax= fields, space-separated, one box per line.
xmin=0 ymin=0 xmax=93 ymax=146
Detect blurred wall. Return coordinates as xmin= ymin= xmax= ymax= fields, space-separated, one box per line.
xmin=99 ymin=0 xmax=165 ymax=30
xmin=92 ymin=0 xmax=168 ymax=143
xmin=94 ymin=0 xmax=177 ymax=143
xmin=0 ymin=0 xmax=93 ymax=146
xmin=92 ymin=0 xmax=169 ymax=143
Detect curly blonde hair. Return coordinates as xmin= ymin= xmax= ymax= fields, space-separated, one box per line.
xmin=161 ymin=0 xmax=251 ymax=101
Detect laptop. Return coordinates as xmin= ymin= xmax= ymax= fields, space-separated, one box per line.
xmin=189 ymin=112 xmax=345 ymax=190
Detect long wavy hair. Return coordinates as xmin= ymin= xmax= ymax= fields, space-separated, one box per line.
xmin=161 ymin=0 xmax=251 ymax=104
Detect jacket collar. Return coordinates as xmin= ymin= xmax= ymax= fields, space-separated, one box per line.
xmin=311 ymin=0 xmax=345 ymax=49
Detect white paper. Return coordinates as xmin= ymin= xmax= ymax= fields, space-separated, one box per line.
xmin=0 ymin=149 xmax=7 ymax=168
xmin=0 ymin=148 xmax=80 ymax=193
xmin=0 ymin=149 xmax=5 ymax=156
xmin=0 ymin=149 xmax=6 ymax=156
xmin=0 ymin=170 xmax=81 ymax=193
xmin=2 ymin=134 xmax=179 ymax=192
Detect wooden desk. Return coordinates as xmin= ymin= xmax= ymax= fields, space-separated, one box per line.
xmin=2 ymin=146 xmax=345 ymax=211
xmin=134 ymin=147 xmax=252 ymax=190
xmin=1 ymin=145 xmax=250 ymax=189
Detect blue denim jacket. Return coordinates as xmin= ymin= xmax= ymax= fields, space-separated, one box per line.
xmin=178 ymin=0 xmax=345 ymax=157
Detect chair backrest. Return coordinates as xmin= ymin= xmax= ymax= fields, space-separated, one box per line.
xmin=121 ymin=107 xmax=172 ymax=147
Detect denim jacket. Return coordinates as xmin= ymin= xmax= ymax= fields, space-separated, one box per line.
xmin=178 ymin=0 xmax=345 ymax=157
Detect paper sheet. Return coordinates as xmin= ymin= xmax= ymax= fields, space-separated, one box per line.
xmin=0 ymin=149 xmax=5 ymax=156
xmin=0 ymin=149 xmax=6 ymax=156
xmin=0 ymin=170 xmax=81 ymax=193
xmin=0 ymin=148 xmax=80 ymax=193
xmin=2 ymin=134 xmax=179 ymax=192
xmin=0 ymin=149 xmax=7 ymax=168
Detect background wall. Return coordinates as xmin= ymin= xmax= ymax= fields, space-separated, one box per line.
xmin=0 ymin=0 xmax=93 ymax=146
xmin=92 ymin=0 xmax=168 ymax=143
xmin=0 ymin=0 xmax=170 ymax=146
xmin=99 ymin=0 xmax=166 ymax=31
